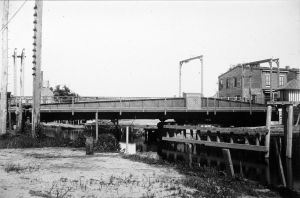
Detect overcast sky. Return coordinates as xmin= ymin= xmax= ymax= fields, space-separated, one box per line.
xmin=2 ymin=0 xmax=300 ymax=97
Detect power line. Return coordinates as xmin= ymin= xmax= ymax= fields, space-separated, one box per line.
xmin=0 ymin=0 xmax=28 ymax=33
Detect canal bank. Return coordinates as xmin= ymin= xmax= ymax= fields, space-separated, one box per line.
xmin=34 ymin=120 xmax=300 ymax=197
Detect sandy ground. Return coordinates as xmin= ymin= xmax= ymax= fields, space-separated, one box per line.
xmin=0 ymin=148 xmax=196 ymax=198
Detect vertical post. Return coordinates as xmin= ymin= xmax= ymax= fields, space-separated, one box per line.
xmin=264 ymin=158 xmax=271 ymax=185
xmin=222 ymin=149 xmax=235 ymax=177
xmin=20 ymin=49 xmax=25 ymax=97
xmin=265 ymin=105 xmax=272 ymax=158
xmin=95 ymin=111 xmax=98 ymax=141
xmin=200 ymin=56 xmax=204 ymax=96
xmin=126 ymin=126 xmax=129 ymax=154
xmin=8 ymin=101 xmax=11 ymax=130
xmin=275 ymin=138 xmax=287 ymax=187
xmin=179 ymin=62 xmax=182 ymax=97
xmin=241 ymin=64 xmax=244 ymax=99
xmin=13 ymin=48 xmax=18 ymax=96
xmin=286 ymin=104 xmax=293 ymax=158
xmin=286 ymin=158 xmax=293 ymax=189
xmin=269 ymin=61 xmax=273 ymax=102
xmin=32 ymin=0 xmax=43 ymax=138
xmin=276 ymin=59 xmax=280 ymax=88
xmin=0 ymin=0 xmax=9 ymax=135
xmin=17 ymin=49 xmax=25 ymax=132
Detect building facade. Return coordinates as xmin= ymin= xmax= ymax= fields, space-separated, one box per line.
xmin=218 ymin=62 xmax=299 ymax=104
xmin=278 ymin=79 xmax=300 ymax=102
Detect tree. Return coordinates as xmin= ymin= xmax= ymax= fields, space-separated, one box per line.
xmin=50 ymin=85 xmax=79 ymax=103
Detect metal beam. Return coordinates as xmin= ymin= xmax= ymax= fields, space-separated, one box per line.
xmin=179 ymin=55 xmax=203 ymax=97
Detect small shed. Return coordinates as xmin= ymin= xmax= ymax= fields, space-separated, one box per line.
xmin=278 ymin=79 xmax=300 ymax=102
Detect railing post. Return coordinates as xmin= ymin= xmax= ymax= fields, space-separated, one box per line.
xmin=164 ymin=97 xmax=167 ymax=115
xmin=72 ymin=96 xmax=74 ymax=116
xmin=214 ymin=98 xmax=216 ymax=115
xmin=119 ymin=98 xmax=122 ymax=116
xmin=206 ymin=97 xmax=209 ymax=115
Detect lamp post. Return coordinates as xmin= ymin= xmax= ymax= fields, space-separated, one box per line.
xmin=179 ymin=55 xmax=203 ymax=97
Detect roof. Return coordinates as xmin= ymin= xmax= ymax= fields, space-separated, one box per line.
xmin=278 ymin=79 xmax=300 ymax=90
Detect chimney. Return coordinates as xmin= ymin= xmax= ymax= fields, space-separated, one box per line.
xmin=285 ymin=66 xmax=290 ymax=70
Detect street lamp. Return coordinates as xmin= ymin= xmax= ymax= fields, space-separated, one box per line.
xmin=179 ymin=55 xmax=203 ymax=97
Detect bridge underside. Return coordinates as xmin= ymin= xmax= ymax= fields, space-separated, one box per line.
xmin=35 ymin=111 xmax=273 ymax=127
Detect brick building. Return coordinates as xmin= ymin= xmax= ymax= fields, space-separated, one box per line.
xmin=218 ymin=59 xmax=300 ymax=104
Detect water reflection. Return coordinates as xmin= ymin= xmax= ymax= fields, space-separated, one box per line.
xmin=160 ymin=136 xmax=300 ymax=194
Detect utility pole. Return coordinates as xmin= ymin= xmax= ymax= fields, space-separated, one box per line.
xmin=16 ymin=49 xmax=25 ymax=131
xmin=12 ymin=48 xmax=17 ymax=96
xmin=19 ymin=49 xmax=25 ymax=97
xmin=32 ymin=0 xmax=43 ymax=137
xmin=0 ymin=0 xmax=9 ymax=135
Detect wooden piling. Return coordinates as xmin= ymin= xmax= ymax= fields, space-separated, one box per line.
xmin=286 ymin=104 xmax=293 ymax=158
xmin=222 ymin=149 xmax=234 ymax=177
xmin=286 ymin=158 xmax=293 ymax=189
xmin=275 ymin=139 xmax=286 ymax=187
xmin=265 ymin=105 xmax=272 ymax=158
xmin=239 ymin=161 xmax=244 ymax=177
xmin=264 ymin=158 xmax=271 ymax=185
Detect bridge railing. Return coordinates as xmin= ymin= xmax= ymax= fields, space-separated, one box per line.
xmin=8 ymin=96 xmax=172 ymax=105
xmin=8 ymin=95 xmax=268 ymax=105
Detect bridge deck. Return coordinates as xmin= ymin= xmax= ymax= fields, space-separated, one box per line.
xmin=39 ymin=97 xmax=266 ymax=113
xmin=9 ymin=96 xmax=269 ymax=125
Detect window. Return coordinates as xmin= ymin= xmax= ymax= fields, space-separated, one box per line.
xmin=279 ymin=75 xmax=284 ymax=86
xmin=265 ymin=74 xmax=270 ymax=87
xmin=233 ymin=77 xmax=238 ymax=87
xmin=226 ymin=78 xmax=230 ymax=88
xmin=219 ymin=79 xmax=223 ymax=90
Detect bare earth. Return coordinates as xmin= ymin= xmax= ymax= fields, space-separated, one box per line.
xmin=0 ymin=148 xmax=196 ymax=198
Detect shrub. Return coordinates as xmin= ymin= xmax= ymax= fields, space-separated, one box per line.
xmin=1 ymin=135 xmax=40 ymax=148
xmin=71 ymin=133 xmax=86 ymax=148
xmin=94 ymin=133 xmax=120 ymax=152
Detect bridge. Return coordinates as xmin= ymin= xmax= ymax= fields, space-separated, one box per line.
xmin=9 ymin=94 xmax=270 ymax=126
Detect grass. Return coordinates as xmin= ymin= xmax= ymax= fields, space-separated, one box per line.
xmin=4 ymin=162 xmax=39 ymax=173
xmin=32 ymin=174 xmax=194 ymax=198
xmin=122 ymin=153 xmax=280 ymax=198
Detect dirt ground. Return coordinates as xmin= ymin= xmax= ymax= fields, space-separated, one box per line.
xmin=0 ymin=148 xmax=196 ymax=198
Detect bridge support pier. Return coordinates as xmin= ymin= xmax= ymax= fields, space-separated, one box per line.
xmin=265 ymin=105 xmax=272 ymax=158
xmin=286 ymin=104 xmax=293 ymax=158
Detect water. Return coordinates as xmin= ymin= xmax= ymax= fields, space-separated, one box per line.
xmin=160 ymin=136 xmax=300 ymax=196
